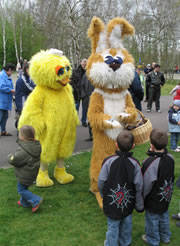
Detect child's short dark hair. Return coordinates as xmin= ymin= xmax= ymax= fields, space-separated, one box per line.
xmin=3 ymin=63 xmax=16 ymax=71
xmin=19 ymin=125 xmax=35 ymax=140
xmin=117 ymin=130 xmax=134 ymax=151
xmin=150 ymin=129 xmax=168 ymax=150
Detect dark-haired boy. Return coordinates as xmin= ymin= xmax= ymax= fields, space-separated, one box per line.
xmin=141 ymin=129 xmax=174 ymax=246
xmin=98 ymin=130 xmax=144 ymax=246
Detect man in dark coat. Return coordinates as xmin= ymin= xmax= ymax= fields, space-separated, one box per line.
xmin=70 ymin=59 xmax=87 ymax=126
xmin=129 ymin=67 xmax=144 ymax=111
xmin=144 ymin=62 xmax=156 ymax=102
xmin=81 ymin=73 xmax=94 ymax=140
xmin=146 ymin=64 xmax=165 ymax=113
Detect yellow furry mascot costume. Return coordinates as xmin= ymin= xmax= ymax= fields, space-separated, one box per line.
xmin=18 ymin=49 xmax=79 ymax=187
xmin=86 ymin=17 xmax=137 ymax=207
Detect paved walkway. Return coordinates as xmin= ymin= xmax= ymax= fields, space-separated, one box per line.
xmin=0 ymin=95 xmax=173 ymax=169
xmin=0 ymin=72 xmax=176 ymax=168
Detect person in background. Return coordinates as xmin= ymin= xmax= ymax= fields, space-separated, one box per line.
xmin=141 ymin=129 xmax=174 ymax=245
xmin=144 ymin=64 xmax=151 ymax=75
xmin=168 ymin=100 xmax=180 ymax=152
xmin=0 ymin=63 xmax=15 ymax=136
xmin=23 ymin=59 xmax=28 ymax=68
xmin=144 ymin=64 xmax=151 ymax=102
xmin=129 ymin=66 xmax=144 ymax=111
xmin=98 ymin=130 xmax=144 ymax=246
xmin=8 ymin=125 xmax=43 ymax=213
xmin=70 ymin=59 xmax=87 ymax=126
xmin=16 ymin=58 xmax=24 ymax=77
xmin=170 ymin=84 xmax=180 ymax=97
xmin=173 ymin=89 xmax=180 ymax=101
xmin=15 ymin=63 xmax=35 ymax=128
xmin=146 ymin=64 xmax=165 ymax=113
xmin=175 ymin=65 xmax=179 ymax=74
xmin=81 ymin=73 xmax=94 ymax=140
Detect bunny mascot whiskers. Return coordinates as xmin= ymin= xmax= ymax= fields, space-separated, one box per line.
xmin=86 ymin=17 xmax=137 ymax=208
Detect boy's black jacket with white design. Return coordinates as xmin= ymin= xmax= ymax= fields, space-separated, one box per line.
xmin=142 ymin=149 xmax=174 ymax=214
xmin=98 ymin=151 xmax=144 ymax=220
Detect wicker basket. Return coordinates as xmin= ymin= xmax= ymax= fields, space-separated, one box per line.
xmin=125 ymin=110 xmax=152 ymax=145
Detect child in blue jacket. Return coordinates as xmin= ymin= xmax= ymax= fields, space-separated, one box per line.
xmin=168 ymin=100 xmax=180 ymax=152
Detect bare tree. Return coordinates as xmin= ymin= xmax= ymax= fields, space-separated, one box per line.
xmin=0 ymin=0 xmax=6 ymax=66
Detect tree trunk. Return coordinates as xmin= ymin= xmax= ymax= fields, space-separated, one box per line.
xmin=12 ymin=17 xmax=19 ymax=64
xmin=0 ymin=2 xmax=6 ymax=66
xmin=2 ymin=16 xmax=6 ymax=66
xmin=19 ymin=13 xmax=23 ymax=59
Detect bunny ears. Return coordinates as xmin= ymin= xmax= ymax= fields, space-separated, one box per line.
xmin=88 ymin=17 xmax=135 ymax=53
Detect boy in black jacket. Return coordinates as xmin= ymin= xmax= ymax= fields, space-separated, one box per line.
xmin=142 ymin=129 xmax=174 ymax=245
xmin=98 ymin=130 xmax=144 ymax=246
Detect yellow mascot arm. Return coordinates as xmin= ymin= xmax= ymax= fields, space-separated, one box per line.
xmin=18 ymin=87 xmax=46 ymax=138
xmin=124 ymin=93 xmax=137 ymax=124
xmin=88 ymin=92 xmax=115 ymax=130
xmin=68 ymin=84 xmax=80 ymax=126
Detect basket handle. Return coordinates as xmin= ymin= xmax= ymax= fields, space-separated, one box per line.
xmin=135 ymin=109 xmax=146 ymax=122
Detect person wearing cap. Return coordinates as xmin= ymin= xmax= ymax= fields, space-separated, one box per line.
xmin=168 ymin=100 xmax=180 ymax=152
xmin=144 ymin=64 xmax=151 ymax=75
xmin=146 ymin=64 xmax=165 ymax=113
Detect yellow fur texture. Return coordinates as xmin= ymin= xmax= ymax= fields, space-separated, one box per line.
xmin=18 ymin=50 xmax=79 ymax=163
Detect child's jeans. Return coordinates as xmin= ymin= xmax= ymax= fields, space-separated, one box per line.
xmin=170 ymin=132 xmax=180 ymax=150
xmin=17 ymin=183 xmax=42 ymax=208
xmin=145 ymin=210 xmax=171 ymax=246
xmin=105 ymin=214 xmax=132 ymax=246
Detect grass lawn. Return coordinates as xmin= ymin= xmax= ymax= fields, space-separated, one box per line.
xmin=0 ymin=141 xmax=180 ymax=246
xmin=161 ymin=80 xmax=179 ymax=96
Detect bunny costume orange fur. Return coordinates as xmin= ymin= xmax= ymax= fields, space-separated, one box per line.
xmin=86 ymin=17 xmax=137 ymax=208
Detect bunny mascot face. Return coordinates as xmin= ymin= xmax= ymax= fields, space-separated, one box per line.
xmin=86 ymin=17 xmax=137 ymax=208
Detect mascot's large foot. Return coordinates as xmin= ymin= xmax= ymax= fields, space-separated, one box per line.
xmin=95 ymin=192 xmax=103 ymax=209
xmin=36 ymin=169 xmax=54 ymax=187
xmin=54 ymin=166 xmax=74 ymax=184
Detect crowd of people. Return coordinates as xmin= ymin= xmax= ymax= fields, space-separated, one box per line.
xmin=0 ymin=58 xmax=180 ymax=245
xmin=0 ymin=59 xmax=168 ymax=141
xmin=0 ymin=59 xmax=35 ymax=136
